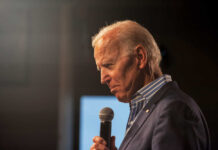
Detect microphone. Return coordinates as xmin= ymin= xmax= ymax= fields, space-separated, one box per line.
xmin=99 ymin=107 xmax=114 ymax=149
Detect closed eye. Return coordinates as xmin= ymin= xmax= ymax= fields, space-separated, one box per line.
xmin=97 ymin=63 xmax=114 ymax=72
xmin=102 ymin=63 xmax=113 ymax=69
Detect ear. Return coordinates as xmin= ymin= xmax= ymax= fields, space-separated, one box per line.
xmin=134 ymin=44 xmax=147 ymax=69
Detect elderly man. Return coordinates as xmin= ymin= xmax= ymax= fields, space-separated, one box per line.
xmin=90 ymin=20 xmax=210 ymax=150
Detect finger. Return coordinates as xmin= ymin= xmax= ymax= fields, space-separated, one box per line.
xmin=93 ymin=136 xmax=107 ymax=145
xmin=111 ymin=136 xmax=117 ymax=150
xmin=90 ymin=143 xmax=109 ymax=150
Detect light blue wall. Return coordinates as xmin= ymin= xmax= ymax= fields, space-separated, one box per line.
xmin=80 ymin=96 xmax=130 ymax=150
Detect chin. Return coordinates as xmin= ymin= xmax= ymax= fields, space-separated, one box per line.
xmin=115 ymin=94 xmax=131 ymax=103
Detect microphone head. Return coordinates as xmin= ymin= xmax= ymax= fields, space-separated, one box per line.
xmin=99 ymin=107 xmax=114 ymax=122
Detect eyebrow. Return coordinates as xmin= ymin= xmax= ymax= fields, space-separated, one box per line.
xmin=96 ymin=61 xmax=112 ymax=71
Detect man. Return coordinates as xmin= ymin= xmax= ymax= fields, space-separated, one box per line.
xmin=90 ymin=20 xmax=210 ymax=150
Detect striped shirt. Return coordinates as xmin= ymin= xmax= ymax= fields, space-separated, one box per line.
xmin=126 ymin=74 xmax=172 ymax=134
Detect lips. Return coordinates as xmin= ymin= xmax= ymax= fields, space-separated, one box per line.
xmin=109 ymin=85 xmax=119 ymax=94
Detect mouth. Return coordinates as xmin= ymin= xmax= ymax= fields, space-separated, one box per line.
xmin=109 ymin=85 xmax=119 ymax=94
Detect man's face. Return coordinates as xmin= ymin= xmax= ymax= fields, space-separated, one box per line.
xmin=94 ymin=40 xmax=143 ymax=103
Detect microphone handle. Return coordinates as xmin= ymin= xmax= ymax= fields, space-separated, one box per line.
xmin=100 ymin=121 xmax=111 ymax=149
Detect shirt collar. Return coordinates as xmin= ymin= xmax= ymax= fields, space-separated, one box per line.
xmin=130 ymin=74 xmax=172 ymax=105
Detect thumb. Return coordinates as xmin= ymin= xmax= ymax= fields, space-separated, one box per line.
xmin=110 ymin=136 xmax=117 ymax=150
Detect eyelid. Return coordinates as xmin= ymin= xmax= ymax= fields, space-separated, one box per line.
xmin=102 ymin=63 xmax=113 ymax=68
xmin=97 ymin=63 xmax=113 ymax=72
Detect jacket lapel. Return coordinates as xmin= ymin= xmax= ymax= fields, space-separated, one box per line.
xmin=119 ymin=103 xmax=155 ymax=150
xmin=119 ymin=81 xmax=176 ymax=150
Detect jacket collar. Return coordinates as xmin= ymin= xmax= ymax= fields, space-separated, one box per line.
xmin=119 ymin=81 xmax=178 ymax=150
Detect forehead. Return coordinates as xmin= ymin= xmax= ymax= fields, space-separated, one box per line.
xmin=94 ymin=35 xmax=121 ymax=57
xmin=94 ymin=41 xmax=120 ymax=64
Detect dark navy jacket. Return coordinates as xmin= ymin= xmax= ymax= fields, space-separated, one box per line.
xmin=119 ymin=82 xmax=211 ymax=150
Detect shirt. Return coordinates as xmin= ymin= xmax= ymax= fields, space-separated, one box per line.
xmin=126 ymin=74 xmax=172 ymax=134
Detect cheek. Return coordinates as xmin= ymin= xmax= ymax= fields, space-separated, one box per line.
xmin=111 ymin=56 xmax=138 ymax=89
xmin=119 ymin=68 xmax=137 ymax=90
xmin=109 ymin=70 xmax=127 ymax=88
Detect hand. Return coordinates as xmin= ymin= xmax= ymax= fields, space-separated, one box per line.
xmin=90 ymin=136 xmax=117 ymax=150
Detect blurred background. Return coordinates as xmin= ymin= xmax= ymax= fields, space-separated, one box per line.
xmin=0 ymin=0 xmax=217 ymax=150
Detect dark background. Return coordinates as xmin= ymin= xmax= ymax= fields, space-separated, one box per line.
xmin=0 ymin=0 xmax=217 ymax=150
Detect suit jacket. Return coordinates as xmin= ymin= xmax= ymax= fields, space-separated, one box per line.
xmin=119 ymin=81 xmax=211 ymax=150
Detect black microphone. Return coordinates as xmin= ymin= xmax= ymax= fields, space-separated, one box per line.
xmin=99 ymin=107 xmax=114 ymax=149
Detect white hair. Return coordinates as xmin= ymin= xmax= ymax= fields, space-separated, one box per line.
xmin=92 ymin=20 xmax=162 ymax=79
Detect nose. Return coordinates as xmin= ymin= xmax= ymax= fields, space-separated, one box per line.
xmin=100 ymin=68 xmax=110 ymax=85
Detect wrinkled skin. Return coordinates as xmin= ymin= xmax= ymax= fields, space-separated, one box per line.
xmin=94 ymin=40 xmax=147 ymax=103
xmin=91 ymin=35 xmax=148 ymax=150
